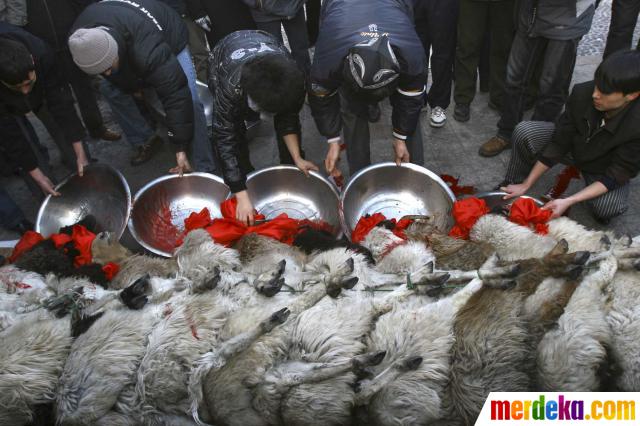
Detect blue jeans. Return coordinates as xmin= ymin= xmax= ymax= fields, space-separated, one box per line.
xmin=176 ymin=47 xmax=219 ymax=173
xmin=99 ymin=78 xmax=154 ymax=147
xmin=0 ymin=188 xmax=25 ymax=230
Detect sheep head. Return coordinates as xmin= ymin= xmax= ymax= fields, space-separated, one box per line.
xmin=324 ymin=257 xmax=359 ymax=298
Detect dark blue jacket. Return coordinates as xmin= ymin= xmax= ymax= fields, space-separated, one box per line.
xmin=309 ymin=0 xmax=426 ymax=141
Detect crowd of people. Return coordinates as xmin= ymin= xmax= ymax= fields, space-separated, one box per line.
xmin=0 ymin=0 xmax=639 ymax=235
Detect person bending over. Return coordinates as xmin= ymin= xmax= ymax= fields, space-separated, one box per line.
xmin=209 ymin=30 xmax=318 ymax=225
xmin=501 ymin=50 xmax=640 ymax=223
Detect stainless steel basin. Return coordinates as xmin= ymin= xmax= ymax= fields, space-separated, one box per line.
xmin=35 ymin=164 xmax=131 ymax=238
xmin=340 ymin=163 xmax=456 ymax=239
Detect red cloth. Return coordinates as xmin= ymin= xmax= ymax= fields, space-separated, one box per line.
xmin=509 ymin=197 xmax=552 ymax=235
xmin=448 ymin=197 xmax=490 ymax=240
xmin=50 ymin=233 xmax=72 ymax=248
xmin=351 ymin=213 xmax=386 ymax=244
xmin=8 ymin=231 xmax=44 ymax=263
xmin=102 ymin=262 xmax=120 ymax=281
xmin=351 ymin=213 xmax=414 ymax=243
xmin=440 ymin=174 xmax=476 ymax=197
xmin=184 ymin=207 xmax=213 ymax=232
xmin=71 ymin=225 xmax=96 ymax=267
xmin=186 ymin=198 xmax=330 ymax=247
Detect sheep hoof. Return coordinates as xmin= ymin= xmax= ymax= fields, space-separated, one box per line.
xmin=600 ymin=234 xmax=612 ymax=250
xmin=262 ymin=307 xmax=290 ymax=332
xmin=257 ymin=277 xmax=285 ymax=297
xmin=341 ymin=276 xmax=359 ymax=290
xmin=344 ymin=258 xmax=355 ymax=274
xmin=352 ymin=350 xmax=387 ymax=371
xmin=276 ymin=259 xmax=287 ymax=274
xmin=425 ymin=285 xmax=446 ymax=297
xmin=400 ymin=356 xmax=423 ymax=371
xmin=71 ymin=310 xmax=104 ymax=338
xmin=564 ymin=265 xmax=584 ymax=281
xmin=572 ymin=251 xmax=591 ymax=265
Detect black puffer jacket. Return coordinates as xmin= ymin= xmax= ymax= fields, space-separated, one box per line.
xmin=240 ymin=0 xmax=305 ymax=22
xmin=25 ymin=0 xmax=94 ymax=52
xmin=0 ymin=22 xmax=85 ymax=171
xmin=71 ymin=0 xmax=192 ymax=151
xmin=308 ymin=0 xmax=427 ymax=142
xmin=208 ymin=30 xmax=302 ymax=193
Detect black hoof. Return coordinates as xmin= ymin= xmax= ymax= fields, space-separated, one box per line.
xmin=402 ymin=356 xmax=423 ymax=371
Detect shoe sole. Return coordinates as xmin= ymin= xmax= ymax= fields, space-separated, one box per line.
xmin=430 ymin=120 xmax=446 ymax=128
xmin=453 ymin=114 xmax=470 ymax=122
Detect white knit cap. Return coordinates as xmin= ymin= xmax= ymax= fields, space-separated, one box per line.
xmin=68 ymin=27 xmax=118 ymax=75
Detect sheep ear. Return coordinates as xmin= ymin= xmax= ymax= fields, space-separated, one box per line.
xmin=546 ymin=239 xmax=569 ymax=257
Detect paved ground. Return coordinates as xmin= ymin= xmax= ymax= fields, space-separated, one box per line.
xmin=2 ymin=2 xmax=639 ymax=245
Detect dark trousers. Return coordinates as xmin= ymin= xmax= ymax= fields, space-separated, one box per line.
xmin=505 ymin=121 xmax=630 ymax=220
xmin=58 ymin=50 xmax=104 ymax=137
xmin=454 ymin=0 xmax=515 ymax=107
xmin=204 ymin=0 xmax=256 ymax=47
xmin=341 ymin=91 xmax=424 ymax=174
xmin=414 ymin=0 xmax=460 ymax=109
xmin=256 ymin=9 xmax=311 ymax=75
xmin=0 ymin=187 xmax=25 ymax=230
xmin=306 ymin=0 xmax=321 ymax=46
xmin=236 ymin=131 xmax=298 ymax=176
xmin=604 ymin=0 xmax=640 ymax=57
xmin=497 ymin=32 xmax=579 ymax=141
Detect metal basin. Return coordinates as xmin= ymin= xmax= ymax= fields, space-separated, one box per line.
xmin=244 ymin=166 xmax=341 ymax=236
xmin=36 ymin=164 xmax=131 ymax=238
xmin=129 ymin=173 xmax=230 ymax=257
xmin=196 ymin=80 xmax=213 ymax=127
xmin=340 ymin=163 xmax=456 ymax=239
xmin=474 ymin=191 xmax=544 ymax=212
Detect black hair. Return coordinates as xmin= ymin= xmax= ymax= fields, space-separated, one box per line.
xmin=241 ymin=53 xmax=305 ymax=114
xmin=0 ymin=37 xmax=35 ymax=85
xmin=341 ymin=56 xmax=399 ymax=103
xmin=594 ymin=50 xmax=640 ymax=95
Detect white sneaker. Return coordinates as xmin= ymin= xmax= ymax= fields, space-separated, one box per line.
xmin=430 ymin=106 xmax=447 ymax=128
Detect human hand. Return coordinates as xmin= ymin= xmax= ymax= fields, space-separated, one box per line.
xmin=29 ymin=168 xmax=60 ymax=196
xmin=235 ymin=191 xmax=255 ymax=226
xmin=542 ymin=198 xmax=573 ymax=219
xmin=393 ymin=138 xmax=410 ymax=166
xmin=195 ymin=15 xmax=212 ymax=32
xmin=325 ymin=141 xmax=341 ymax=174
xmin=501 ymin=183 xmax=531 ymax=200
xmin=169 ymin=151 xmax=192 ymax=176
xmin=73 ymin=142 xmax=89 ymax=177
xmin=294 ymin=158 xmax=319 ymax=177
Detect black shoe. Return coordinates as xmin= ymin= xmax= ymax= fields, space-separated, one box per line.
xmin=130 ymin=135 xmax=162 ymax=166
xmin=11 ymin=219 xmax=34 ymax=235
xmin=453 ymin=103 xmax=470 ymax=122
xmin=367 ymin=103 xmax=381 ymax=123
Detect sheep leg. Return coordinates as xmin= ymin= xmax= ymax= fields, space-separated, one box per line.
xmin=213 ymin=308 xmax=291 ymax=362
xmin=353 ymin=356 xmax=423 ymax=406
xmin=276 ymin=351 xmax=387 ymax=388
xmin=618 ymin=258 xmax=640 ymax=271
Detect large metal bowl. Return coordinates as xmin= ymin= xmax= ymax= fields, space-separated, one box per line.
xmin=128 ymin=173 xmax=230 ymax=257
xmin=340 ymin=163 xmax=456 ymax=239
xmin=196 ymin=80 xmax=213 ymax=127
xmin=244 ymin=166 xmax=341 ymax=236
xmin=36 ymin=164 xmax=131 ymax=238
xmin=473 ymin=191 xmax=545 ymax=211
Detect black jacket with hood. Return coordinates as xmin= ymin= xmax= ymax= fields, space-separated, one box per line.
xmin=71 ymin=0 xmax=192 ymax=151
xmin=0 ymin=22 xmax=85 ymax=171
xmin=309 ymin=0 xmax=427 ymax=142
xmin=208 ymin=30 xmax=302 ymax=193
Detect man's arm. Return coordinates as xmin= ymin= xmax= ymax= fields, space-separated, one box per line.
xmin=389 ymin=73 xmax=426 ymax=142
xmin=502 ymin=161 xmax=551 ymax=199
xmin=308 ymin=83 xmax=342 ymax=143
xmin=543 ymin=181 xmax=608 ymax=218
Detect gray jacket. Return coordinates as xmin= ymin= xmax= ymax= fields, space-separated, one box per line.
xmin=0 ymin=0 xmax=27 ymax=26
xmin=518 ymin=0 xmax=596 ymax=40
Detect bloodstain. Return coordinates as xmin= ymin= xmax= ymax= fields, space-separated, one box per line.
xmin=147 ymin=194 xmax=180 ymax=253
xmin=15 ymin=282 xmax=32 ymax=289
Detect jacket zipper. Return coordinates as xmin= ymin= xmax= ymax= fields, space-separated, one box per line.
xmin=42 ymin=0 xmax=60 ymax=51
